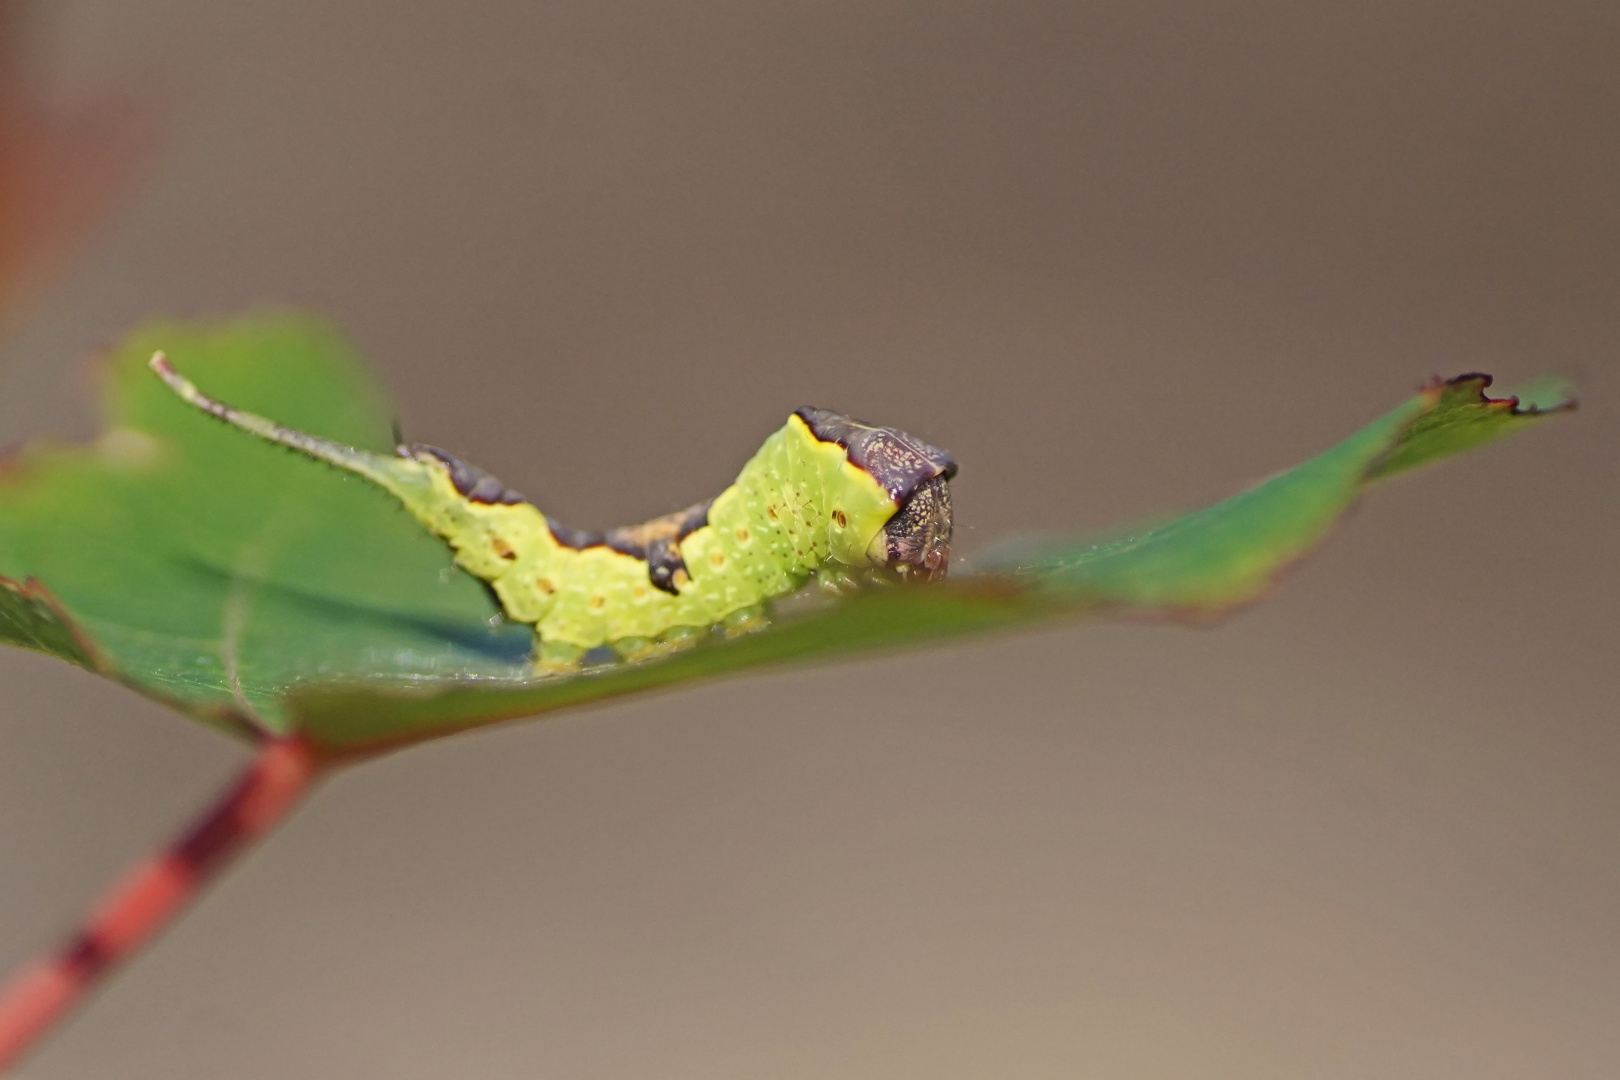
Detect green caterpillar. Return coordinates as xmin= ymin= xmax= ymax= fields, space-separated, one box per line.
xmin=150 ymin=354 xmax=956 ymax=673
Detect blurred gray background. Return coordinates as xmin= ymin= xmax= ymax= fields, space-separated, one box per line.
xmin=1 ymin=2 xmax=1617 ymax=1077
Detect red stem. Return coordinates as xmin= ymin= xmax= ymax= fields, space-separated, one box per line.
xmin=0 ymin=736 xmax=320 ymax=1073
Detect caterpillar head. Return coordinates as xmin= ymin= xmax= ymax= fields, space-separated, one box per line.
xmin=866 ymin=473 xmax=953 ymax=582
xmin=794 ymin=407 xmax=957 ymax=583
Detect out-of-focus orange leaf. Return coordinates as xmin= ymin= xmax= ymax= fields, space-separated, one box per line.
xmin=0 ymin=1 xmax=159 ymax=323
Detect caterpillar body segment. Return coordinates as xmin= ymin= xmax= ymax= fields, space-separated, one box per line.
xmin=148 ymin=353 xmax=956 ymax=672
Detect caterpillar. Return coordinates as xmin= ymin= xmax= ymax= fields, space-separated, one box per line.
xmin=149 ymin=354 xmax=957 ymax=673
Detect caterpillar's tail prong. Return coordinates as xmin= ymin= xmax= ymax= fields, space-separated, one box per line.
xmin=146 ymin=351 xmax=425 ymax=499
xmin=148 ymin=351 xmax=214 ymax=413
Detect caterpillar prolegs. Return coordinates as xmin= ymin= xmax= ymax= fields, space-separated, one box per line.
xmin=149 ymin=355 xmax=957 ymax=673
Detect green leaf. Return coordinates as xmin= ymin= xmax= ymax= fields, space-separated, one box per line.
xmin=1366 ymin=373 xmax=1576 ymax=480
xmin=974 ymin=373 xmax=1574 ymax=614
xmin=0 ymin=314 xmax=1575 ymax=755
xmin=0 ymin=576 xmax=100 ymax=671
xmin=290 ymin=373 xmax=1574 ymax=752
xmin=0 ymin=313 xmax=529 ymax=738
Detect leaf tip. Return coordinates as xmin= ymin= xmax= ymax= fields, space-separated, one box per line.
xmin=1420 ymin=371 xmax=1579 ymax=417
